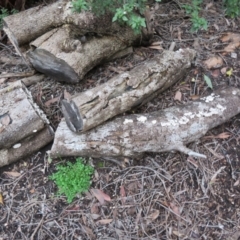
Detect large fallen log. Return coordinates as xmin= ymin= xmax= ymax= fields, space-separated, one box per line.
xmin=0 ymin=81 xmax=54 ymax=167
xmin=61 ymin=49 xmax=196 ymax=132
xmin=3 ymin=1 xmax=151 ymax=83
xmin=51 ymin=87 xmax=240 ymax=159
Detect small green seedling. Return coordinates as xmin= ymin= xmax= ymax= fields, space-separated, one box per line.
xmin=182 ymin=0 xmax=208 ymax=32
xmin=0 ymin=8 xmax=18 ymax=28
xmin=224 ymin=0 xmax=240 ymax=18
xmin=50 ymin=158 xmax=94 ymax=203
xmin=71 ymin=0 xmax=147 ymax=34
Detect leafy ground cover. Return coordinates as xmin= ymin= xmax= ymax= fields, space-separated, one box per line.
xmin=0 ymin=0 xmax=240 ymax=239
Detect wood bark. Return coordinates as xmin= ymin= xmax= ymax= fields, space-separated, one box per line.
xmin=3 ymin=0 xmax=149 ymax=83
xmin=0 ymin=81 xmax=54 ymax=167
xmin=51 ymin=87 xmax=240 ymax=159
xmin=61 ymin=49 xmax=196 ymax=133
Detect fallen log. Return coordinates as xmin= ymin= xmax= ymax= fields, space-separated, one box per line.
xmin=51 ymin=87 xmax=240 ymax=159
xmin=0 ymin=81 xmax=54 ymax=167
xmin=61 ymin=49 xmax=196 ymax=132
xmin=3 ymin=1 xmax=151 ymax=83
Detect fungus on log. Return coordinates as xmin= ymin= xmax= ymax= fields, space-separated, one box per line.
xmin=0 ymin=81 xmax=54 ymax=167
xmin=60 ymin=49 xmax=197 ymax=133
xmin=3 ymin=0 xmax=152 ymax=83
xmin=51 ymin=87 xmax=240 ymax=159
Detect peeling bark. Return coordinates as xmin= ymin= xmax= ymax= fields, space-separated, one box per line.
xmin=62 ymin=49 xmax=196 ymax=132
xmin=0 ymin=81 xmax=54 ymax=167
xmin=3 ymin=0 xmax=150 ymax=82
xmin=51 ymin=87 xmax=240 ymax=159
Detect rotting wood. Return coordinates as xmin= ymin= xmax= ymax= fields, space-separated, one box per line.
xmin=3 ymin=1 xmax=151 ymax=83
xmin=60 ymin=49 xmax=196 ymax=132
xmin=51 ymin=87 xmax=240 ymax=159
xmin=0 ymin=80 xmax=54 ymax=167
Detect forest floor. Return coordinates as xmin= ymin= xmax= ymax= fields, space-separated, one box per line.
xmin=0 ymin=0 xmax=240 ymax=239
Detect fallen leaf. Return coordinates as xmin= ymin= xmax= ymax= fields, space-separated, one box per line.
xmin=174 ymin=91 xmax=182 ymax=101
xmin=221 ymin=32 xmax=240 ymax=52
xmin=148 ymin=45 xmax=163 ymax=50
xmin=91 ymin=189 xmax=111 ymax=205
xmin=173 ymin=230 xmax=184 ymax=237
xmin=210 ymin=166 xmax=226 ymax=184
xmin=150 ymin=41 xmax=163 ymax=46
xmin=203 ymin=75 xmax=213 ymax=89
xmin=64 ymin=90 xmax=72 ymax=100
xmin=44 ymin=97 xmax=60 ymax=107
xmin=0 ymin=113 xmax=11 ymax=126
xmin=29 ymin=188 xmax=35 ymax=194
xmin=189 ymin=95 xmax=200 ymax=100
xmin=204 ymin=132 xmax=231 ymax=139
xmin=96 ymin=219 xmax=113 ymax=225
xmin=0 ymin=193 xmax=3 ymax=204
xmin=221 ymin=67 xmax=227 ymax=75
xmin=91 ymin=214 xmax=101 ymax=220
xmin=234 ymin=179 xmax=239 ymax=186
xmin=169 ymin=202 xmax=180 ymax=216
xmin=120 ymin=185 xmax=126 ymax=204
xmin=90 ymin=203 xmax=99 ymax=214
xmin=82 ymin=225 xmax=96 ymax=239
xmin=4 ymin=171 xmax=21 ymax=177
xmin=211 ymin=69 xmax=220 ymax=78
xmin=146 ymin=210 xmax=159 ymax=223
xmin=204 ymin=56 xmax=223 ymax=69
xmin=226 ymin=68 xmax=233 ymax=77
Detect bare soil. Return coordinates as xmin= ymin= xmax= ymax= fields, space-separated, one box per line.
xmin=1 ymin=1 xmax=240 ymax=239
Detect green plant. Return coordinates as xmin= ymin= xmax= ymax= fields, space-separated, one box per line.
xmin=72 ymin=0 xmax=148 ymax=34
xmin=49 ymin=158 xmax=94 ymax=203
xmin=223 ymin=0 xmax=240 ymax=18
xmin=0 ymin=8 xmax=18 ymax=28
xmin=182 ymin=0 xmax=208 ymax=32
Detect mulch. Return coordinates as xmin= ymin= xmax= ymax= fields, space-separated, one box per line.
xmin=1 ymin=0 xmax=240 ymax=239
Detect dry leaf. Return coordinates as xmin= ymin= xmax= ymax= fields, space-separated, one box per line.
xmin=150 ymin=41 xmax=163 ymax=46
xmin=221 ymin=67 xmax=227 ymax=75
xmin=82 ymin=225 xmax=96 ymax=239
xmin=44 ymin=97 xmax=60 ymax=107
xmin=204 ymin=56 xmax=223 ymax=69
xmin=4 ymin=171 xmax=21 ymax=177
xmin=174 ymin=91 xmax=182 ymax=101
xmin=91 ymin=189 xmax=111 ymax=205
xmin=204 ymin=132 xmax=231 ymax=139
xmin=29 ymin=188 xmax=35 ymax=194
xmin=96 ymin=219 xmax=113 ymax=225
xmin=64 ymin=90 xmax=72 ymax=100
xmin=221 ymin=32 xmax=240 ymax=53
xmin=91 ymin=203 xmax=99 ymax=214
xmin=120 ymin=185 xmax=126 ymax=204
xmin=210 ymin=166 xmax=226 ymax=184
xmin=169 ymin=202 xmax=180 ymax=216
xmin=146 ymin=210 xmax=159 ymax=223
xmin=189 ymin=95 xmax=200 ymax=100
xmin=173 ymin=230 xmax=184 ymax=237
xmin=233 ymin=179 xmax=239 ymax=186
xmin=0 ymin=113 xmax=11 ymax=126
xmin=0 ymin=193 xmax=3 ymax=204
xmin=211 ymin=69 xmax=220 ymax=78
xmin=148 ymin=45 xmax=163 ymax=50
xmin=91 ymin=214 xmax=101 ymax=220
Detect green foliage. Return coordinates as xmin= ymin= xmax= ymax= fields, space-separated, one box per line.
xmin=72 ymin=0 xmax=147 ymax=34
xmin=49 ymin=158 xmax=94 ymax=203
xmin=182 ymin=0 xmax=208 ymax=32
xmin=224 ymin=0 xmax=240 ymax=18
xmin=0 ymin=8 xmax=18 ymax=28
